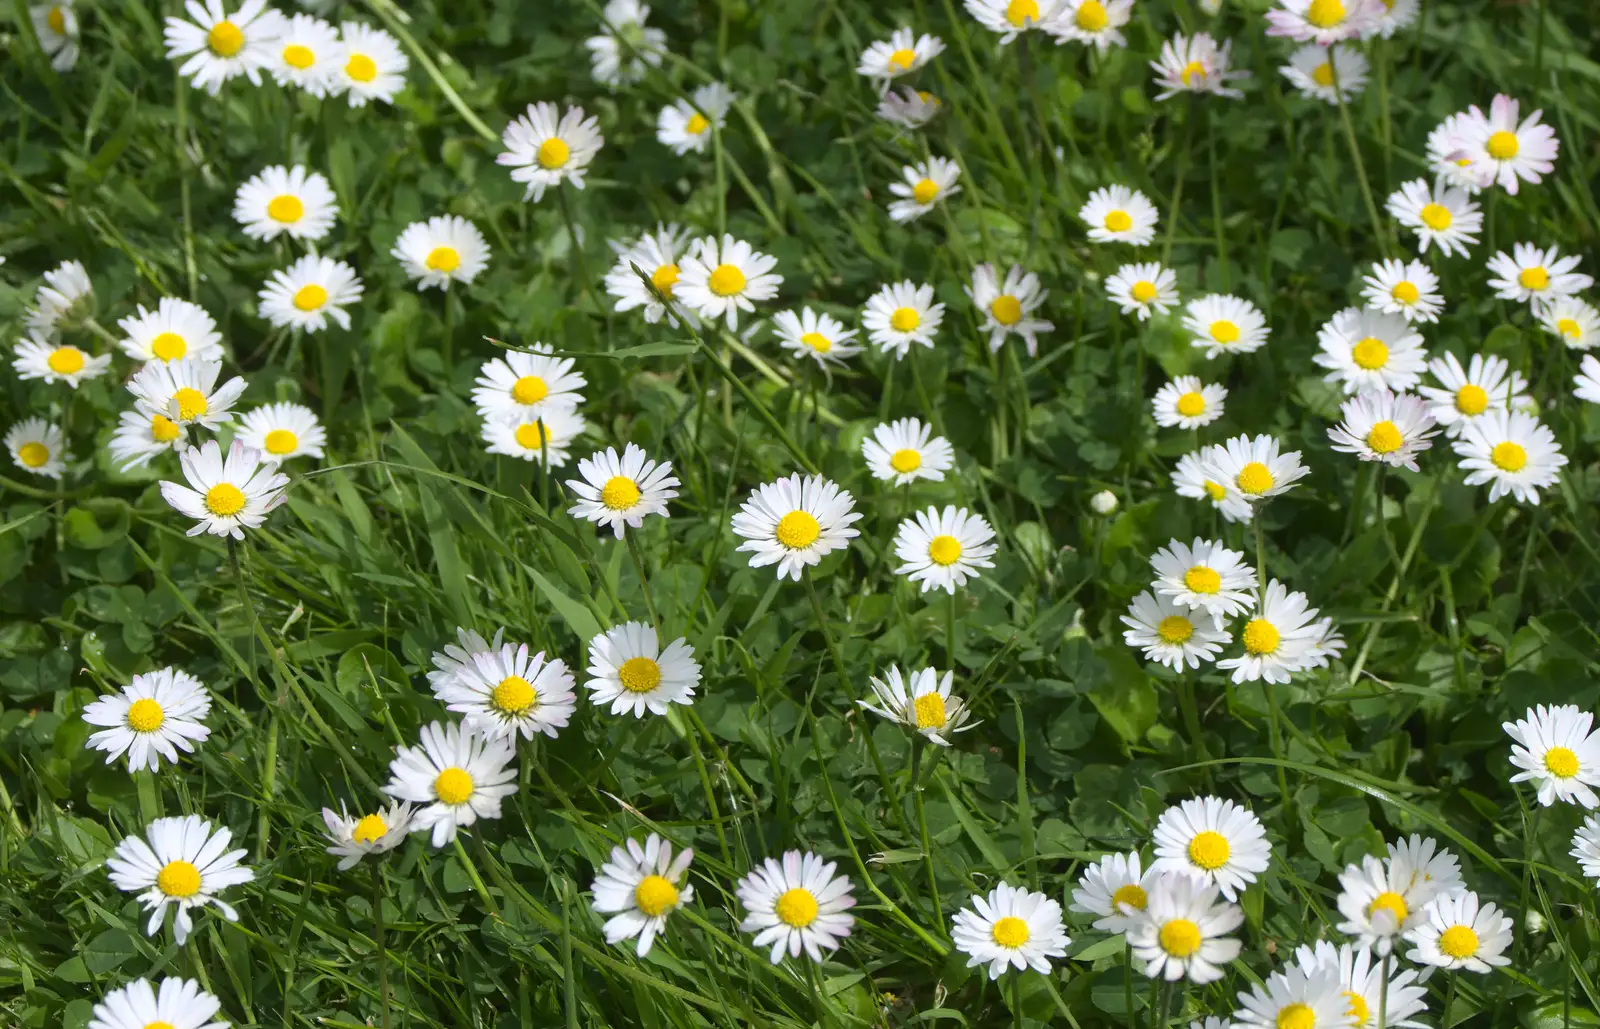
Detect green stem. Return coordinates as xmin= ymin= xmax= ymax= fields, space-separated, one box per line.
xmin=360 ymin=0 xmax=500 ymax=144
xmin=1206 ymin=104 xmax=1227 ymax=290
xmin=455 ymin=836 xmax=502 ymax=916
xmin=911 ymin=740 xmax=943 ymax=929
xmin=1161 ymin=100 xmax=1197 ymax=265
xmin=1329 ymin=55 xmax=1390 ymax=258
xmin=1124 ymin=941 xmax=1136 ymax=1029
xmin=1377 ymin=951 xmax=1389 ymax=1029
xmin=1014 ymin=969 xmax=1025 ymax=1029
xmin=946 ymin=589 xmax=959 ymax=667
xmin=684 ymin=727 xmax=735 ymax=869
xmin=625 ymin=531 xmax=661 ymax=633
xmin=374 ymin=864 xmax=391 ymax=1029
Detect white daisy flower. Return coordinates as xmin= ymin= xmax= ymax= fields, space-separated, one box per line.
xmin=1542 ymin=296 xmax=1600 ymax=350
xmin=1452 ymin=409 xmax=1566 ymax=505
xmin=1152 ymin=376 xmax=1227 ymax=429
xmin=235 ymin=402 xmax=326 ymax=465
xmin=1572 ymin=815 xmax=1600 ymax=885
xmin=584 ymin=0 xmax=666 ymax=89
xmin=472 ymin=344 xmax=587 ymax=424
xmin=1372 ymin=0 xmax=1420 ymax=36
xmin=86 ymin=977 xmax=227 ymax=1029
xmin=1045 ymin=0 xmax=1132 ymax=52
xmin=859 ymin=665 xmax=977 ymax=746
xmin=1418 ymin=351 xmax=1530 ymax=438
xmin=106 ymin=814 xmax=254 ymax=945
xmin=604 ymin=224 xmax=699 ymax=327
xmin=482 ymin=408 xmax=587 ymax=467
xmin=1281 ymin=43 xmax=1366 ymax=105
xmin=1388 ymin=834 xmax=1465 ymax=900
xmin=1314 ymin=307 xmax=1426 ymax=394
xmin=1301 ymin=617 xmax=1347 ymax=670
xmin=1150 ymin=537 xmax=1257 ymax=627
xmin=730 ymin=473 xmax=862 ymax=581
xmin=1485 ymin=242 xmax=1592 ymax=307
xmin=892 ymin=505 xmax=998 ymax=594
xmin=656 ymin=81 xmax=737 ymax=156
xmin=24 ymin=258 xmax=92 ymax=339
xmin=392 ymin=215 xmax=491 ymax=290
xmin=160 ymin=440 xmax=289 ymax=540
xmin=1504 ymin=704 xmax=1600 ymax=808
xmin=233 ymin=164 xmax=339 ymax=242
xmin=1216 ymin=580 xmax=1326 ymax=684
xmin=1172 ymin=447 xmax=1254 ymax=523
xmin=426 ymin=627 xmax=505 ymax=694
xmin=498 ymin=102 xmax=604 ymax=203
xmin=1121 ymin=590 xmax=1231 ymax=671
xmin=1184 ymin=293 xmax=1270 ymax=358
xmin=862 ymin=280 xmax=944 ymax=359
xmin=1326 ymin=388 xmax=1438 ymax=472
xmin=117 ymin=297 xmax=225 ymax=364
xmin=1426 ymin=112 xmax=1494 ymax=193
xmin=1070 ymin=851 xmax=1160 ymax=934
xmin=1080 ymin=184 xmax=1160 ymax=246
xmin=6 ymin=418 xmax=67 ymax=479
xmin=1385 ymin=178 xmax=1482 ymax=258
xmin=31 ymin=2 xmax=79 ymax=71
xmin=82 ymin=668 xmax=211 ymax=773
xmin=877 ymin=87 xmax=943 ymax=129
xmin=1360 ymin=258 xmax=1444 ymax=323
xmin=163 ymin=0 xmax=281 ymax=95
xmin=968 ymin=263 xmax=1052 ymax=355
xmin=861 ymin=417 xmax=954 ymax=486
xmin=1106 ymin=262 xmax=1179 ymax=321
xmin=267 ymin=13 xmax=341 ymax=95
xmin=566 ymin=443 xmax=679 ymax=539
xmin=127 ymin=357 xmax=246 ymax=431
xmin=1089 ymin=489 xmax=1119 ymax=515
xmin=1151 ymin=796 xmax=1271 ymax=901
xmin=1576 ymin=354 xmax=1600 ymax=405
xmin=1405 ymin=891 xmax=1513 ymax=974
xmin=584 ymin=621 xmax=700 ymax=718
xmin=1125 ymin=873 xmax=1242 ymax=984
xmin=1231 ymin=962 xmax=1352 ymax=1029
xmin=772 ymin=307 xmax=862 ymax=367
xmin=964 ymin=0 xmax=1061 ymax=44
xmin=951 ymin=882 xmax=1071 ymax=980
xmin=258 ymin=254 xmax=363 ymax=333
xmin=1150 ymin=32 xmax=1248 ymax=100
xmin=736 ymin=850 xmax=856 ymax=964
xmin=856 ymin=27 xmax=945 ymax=91
xmin=888 ymin=156 xmax=962 ymax=223
xmin=675 ymin=234 xmax=783 ymax=331
xmin=110 ymin=409 xmax=189 ymax=471
xmin=321 ymin=801 xmax=414 ymax=870
xmin=12 ymin=337 xmax=111 ymax=387
xmin=334 ymin=21 xmax=408 ymax=106
xmin=1202 ymin=433 xmax=1310 ymax=507
xmin=381 ymin=720 xmax=518 ymax=847
xmin=591 ymin=834 xmax=694 ymax=957
xmin=1335 ymin=853 xmax=1430 ymax=955
xmin=1454 ymin=94 xmax=1559 ymax=196
xmin=1264 ymin=0 xmax=1383 ymax=45
xmin=433 ymin=643 xmax=577 ymax=741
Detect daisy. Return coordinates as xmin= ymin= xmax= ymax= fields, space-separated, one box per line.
xmin=566 ymin=443 xmax=679 ymax=539
xmin=1216 ymin=580 xmax=1326 ymax=684
xmin=604 ymin=224 xmax=699 ymax=327
xmin=1418 ymin=351 xmax=1530 ymax=438
xmin=887 ymin=156 xmax=962 ymax=223
xmin=675 ymin=234 xmax=783 ymax=330
xmin=233 ymin=164 xmax=339 ymax=242
xmin=334 ymin=21 xmax=408 ymax=105
xmin=1504 ymin=704 xmax=1600 ymax=808
xmin=382 ymin=720 xmax=519 ymax=847
xmin=498 ymin=102 xmax=604 ymax=203
xmin=1485 ymin=243 xmax=1592 ymax=307
xmin=431 ymin=641 xmax=577 ymax=741
xmin=736 ymin=851 xmax=856 ymax=964
xmin=772 ymin=307 xmax=862 ymax=367
xmin=87 ymin=977 xmax=227 ymax=1029
xmin=730 ymin=474 xmax=862 ymax=581
xmin=1151 ymin=376 xmax=1226 ymax=429
xmin=964 ymin=0 xmax=1061 ymax=44
xmin=106 ymin=814 xmax=253 ymax=945
xmin=1386 ymin=178 xmax=1482 ymax=258
xmin=258 ymin=254 xmax=364 ymax=332
xmin=267 ymin=13 xmax=341 ymax=95
xmin=24 ymin=258 xmax=92 ymax=339
xmin=1542 ymin=297 xmax=1600 ymax=350
xmin=483 ymin=408 xmax=587 ymax=467
xmin=1202 ymin=433 xmax=1310 ymax=506
xmin=160 ymin=440 xmax=289 ymax=539
xmin=591 ymin=834 xmax=694 ymax=957
xmin=1335 ymin=853 xmax=1430 ymax=955
xmin=1080 ymin=184 xmax=1160 ymax=246
xmin=1452 ymin=409 xmax=1566 ymax=505
xmin=1069 ymin=851 xmax=1160 ymax=934
xmin=1405 ymin=891 xmax=1513 ymax=974
xmin=1045 ymin=0 xmax=1133 ymax=52
xmin=1149 ymin=32 xmax=1248 ymax=100
xmin=1149 ymin=537 xmax=1257 ymax=627
xmin=1264 ymin=0 xmax=1383 ymax=45
xmin=951 ymin=883 xmax=1071 ymax=979
xmin=1372 ymin=0 xmax=1420 ymax=37
xmin=1151 ymin=796 xmax=1271 ymax=901
xmin=1184 ymin=293 xmax=1270 ymax=358
xmin=235 ymin=402 xmax=327 ymax=464
xmin=1230 ymin=963 xmax=1352 ymax=1029
xmin=1577 ymin=354 xmax=1600 ymax=405
xmin=472 ymin=344 xmax=587 ymax=424
xmin=1089 ymin=489 xmax=1119 ymax=515
xmin=1106 ymin=262 xmax=1179 ymax=320
xmin=12 ymin=337 xmax=111 ymax=387
xmin=1125 ymin=873 xmax=1242 ymax=984
xmin=392 ymin=215 xmax=491 ymax=290
xmin=1326 ymin=388 xmax=1438 ymax=472
xmin=858 ymin=665 xmax=977 ymax=746
xmin=1314 ymin=307 xmax=1426 ymax=394
xmin=657 ymin=81 xmax=737 ymax=156
xmin=892 ymin=505 xmax=998 ymax=594
xmin=117 ymin=297 xmax=225 ymax=364
xmin=968 ymin=263 xmax=1052 ymax=355
xmin=1172 ymin=448 xmax=1254 ymax=523
xmin=1121 ymin=590 xmax=1231 ymax=671
xmin=6 ymin=418 xmax=67 ymax=479
xmin=1454 ymin=94 xmax=1559 ymax=196
xmin=110 ymin=409 xmax=189 ymax=471
xmin=82 ymin=668 xmax=211 ymax=773
xmin=857 ymin=27 xmax=945 ymax=91
xmin=1360 ymin=258 xmax=1443 ymax=323
xmin=861 ymin=417 xmax=954 ymax=485
xmin=1301 ymin=618 xmax=1348 ymax=670
xmin=878 ymin=87 xmax=943 ymax=128
xmin=1426 ymin=112 xmax=1493 ymax=193
xmin=862 ymin=280 xmax=944 ymax=358
xmin=1387 ymin=834 xmax=1465 ymax=901
xmin=1572 ymin=815 xmax=1600 ymax=884
xmin=426 ymin=627 xmax=506 ymax=693
xmin=30 ymin=2 xmax=79 ymax=71
xmin=584 ymin=621 xmax=701 ymax=718
xmin=1281 ymin=44 xmax=1366 ymax=105
xmin=163 ymin=0 xmax=281 ymax=95
xmin=321 ymin=801 xmax=414 ymax=870
xmin=127 ymin=357 xmax=246 ymax=431
xmin=584 ymin=0 xmax=666 ymax=89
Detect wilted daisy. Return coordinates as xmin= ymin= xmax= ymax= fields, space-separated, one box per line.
xmin=31 ymin=2 xmax=79 ymax=71
xmin=1405 ymin=891 xmax=1513 ymax=974
xmin=258 ymin=255 xmax=363 ymax=332
xmin=1281 ymin=43 xmax=1366 ymax=104
xmin=857 ymin=27 xmax=944 ymax=91
xmin=1418 ymin=351 xmax=1529 ymax=437
xmin=1326 ymin=388 xmax=1438 ymax=471
xmin=434 ymin=642 xmax=577 ymax=740
xmin=106 ymin=814 xmax=253 ymax=945
xmin=1217 ymin=580 xmax=1326 ymax=684
xmin=859 ymin=665 xmax=976 ymax=746
xmin=267 ymin=13 xmax=341 ymax=94
xmin=110 ymin=410 xmax=188 ymax=471
xmin=1150 ymin=537 xmax=1257 ymax=626
xmin=233 ymin=164 xmax=338 ymax=242
xmin=1315 ymin=307 xmax=1426 ymax=394
xmin=24 ymin=258 xmax=92 ymax=339
xmin=86 ymin=977 xmax=226 ymax=1029
xmin=163 ymin=0 xmax=281 ymax=95
xmin=1453 ymin=409 xmax=1566 ymax=505
xmin=161 ymin=440 xmax=289 ymax=539
xmin=1122 ymin=590 xmax=1231 ymax=671
xmin=965 ymin=0 xmax=1060 ymax=44
xmin=117 ymin=297 xmax=225 ymax=364
xmin=1231 ymin=963 xmax=1350 ymax=1029
xmin=1264 ymin=0 xmax=1382 ymax=45
xmin=1386 ymin=178 xmax=1482 ymax=257
xmin=1577 ymin=354 xmax=1600 ymax=405
xmin=482 ymin=407 xmax=587 ymax=467
xmin=951 ymin=883 xmax=1071 ymax=980
xmin=772 ymin=307 xmax=862 ymax=367
xmin=82 ymin=668 xmax=211 ymax=773
xmin=1106 ymin=262 xmax=1179 ymax=320
xmin=12 ymin=337 xmax=111 ymax=387
xmin=1151 ymin=796 xmax=1271 ymax=901
xmin=893 ymin=505 xmax=998 ymax=594
xmin=1184 ymin=293 xmax=1269 ymax=358
xmin=657 ymin=81 xmax=736 ymax=155
xmin=1485 ymin=242 xmax=1592 ymax=307
xmin=473 ymin=344 xmax=587 ymax=424
xmin=584 ymin=622 xmax=700 ymax=718
xmin=861 ymin=417 xmax=954 ymax=485
xmin=566 ymin=443 xmax=678 ymax=539
xmin=1455 ymin=94 xmax=1559 ymax=195
xmin=730 ymin=474 xmax=862 ymax=581
xmin=584 ymin=0 xmax=666 ymax=89
xmin=6 ymin=418 xmax=67 ymax=479
xmin=676 ymin=234 xmax=783 ymax=330
xmin=322 ymin=801 xmax=414 ymax=870
xmin=1125 ymin=873 xmax=1242 ymax=984
xmin=334 ymin=21 xmax=408 ymax=105
xmin=968 ymin=263 xmax=1052 ymax=355
xmin=878 ymin=86 xmax=943 ymax=128
xmin=1070 ymin=851 xmax=1160 ymax=934
xmin=1173 ymin=448 xmax=1254 ymax=523
xmin=1336 ymin=852 xmax=1435 ymax=955
xmin=1203 ymin=433 xmax=1310 ymax=506
xmin=235 ymin=402 xmax=326 ymax=465
xmin=1361 ymin=258 xmax=1443 ymax=323
xmin=737 ymin=851 xmax=856 ymax=964
xmin=591 ymin=834 xmax=694 ymax=957
xmin=128 ymin=357 xmax=246 ymax=431
xmin=1542 ymin=297 xmax=1600 ymax=350
xmin=498 ymin=102 xmax=604 ymax=202
xmin=1572 ymin=815 xmax=1600 ymax=884
xmin=382 ymin=721 xmax=518 ymax=847
xmin=1152 ymin=376 xmax=1226 ymax=429
xmin=1150 ymin=32 xmax=1247 ymax=100
xmin=604 ymin=224 xmax=698 ymax=327
xmin=1080 ymin=184 xmax=1160 ymax=246
xmin=1504 ymin=704 xmax=1600 ymax=808
xmin=392 ymin=215 xmax=490 ymax=290
xmin=888 ymin=156 xmax=962 ymax=223
xmin=862 ymin=280 xmax=944 ymax=358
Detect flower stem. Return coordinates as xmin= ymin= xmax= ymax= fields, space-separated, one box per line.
xmin=911 ymin=739 xmax=944 ymax=929
xmin=625 ymin=530 xmax=662 ymax=633
xmin=1377 ymin=951 xmax=1389 ymax=1029
xmin=1329 ymin=56 xmax=1390 ymax=258
xmin=455 ymin=835 xmax=502 ymax=916
xmin=373 ymin=864 xmax=391 ymax=1029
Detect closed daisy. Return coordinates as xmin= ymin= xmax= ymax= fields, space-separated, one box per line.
xmin=1418 ymin=351 xmax=1530 ymax=438
xmin=472 ymin=344 xmax=587 ymax=424
xmin=675 ymin=234 xmax=783 ymax=330
xmin=31 ymin=2 xmax=79 ymax=71
xmin=1150 ymin=537 xmax=1257 ymax=626
xmin=382 ymin=720 xmax=518 ymax=847
xmin=258 ymin=255 xmax=364 ymax=332
xmin=888 ymin=156 xmax=962 ymax=223
xmin=106 ymin=814 xmax=253 ymax=945
xmin=1107 ymin=262 xmax=1179 ymax=320
xmin=498 ymin=102 xmax=604 ymax=203
xmin=334 ymin=22 xmax=408 ymax=106
xmin=859 ymin=665 xmax=977 ymax=746
xmin=1216 ymin=580 xmax=1326 ymax=684
xmin=163 ymin=0 xmax=281 ymax=95
xmin=1125 ymin=872 xmax=1242 ymax=984
xmin=25 ymin=259 xmax=93 ymax=341
xmin=1070 ymin=851 xmax=1160 ymax=934
xmin=584 ymin=621 xmax=701 ymax=718
xmin=322 ymin=801 xmax=414 ymax=870
xmin=1542 ymin=297 xmax=1600 ymax=350
xmin=1326 ymin=388 xmax=1438 ymax=472
xmin=1454 ymin=94 xmax=1559 ymax=196
xmin=234 ymin=164 xmax=339 ymax=242
xmin=482 ymin=408 xmax=587 ymax=467
xmin=86 ymin=977 xmax=227 ymax=1029
xmin=160 ymin=440 xmax=289 ymax=539
xmin=878 ymin=86 xmax=943 ymax=128
xmin=737 ymin=851 xmax=856 ymax=964
xmin=1485 ymin=242 xmax=1592 ymax=307
xmin=857 ymin=27 xmax=945 ymax=91
xmin=1504 ymin=704 xmax=1600 ymax=808
xmin=861 ymin=417 xmax=954 ymax=485
xmin=566 ymin=443 xmax=679 ymax=539
xmin=965 ymin=0 xmax=1060 ymax=44
xmin=110 ymin=409 xmax=188 ymax=471
xmin=12 ymin=337 xmax=111 ymax=387
xmin=392 ymin=215 xmax=491 ymax=290
xmin=1173 ymin=447 xmax=1254 ymax=523
xmin=1281 ymin=44 xmax=1366 ymax=105
xmin=1361 ymin=258 xmax=1444 ymax=323
xmin=1151 ymin=796 xmax=1271 ymax=901
xmin=863 ymin=280 xmax=944 ymax=358
xmin=235 ymin=402 xmax=327 ymax=464
xmin=1386 ymin=178 xmax=1481 ymax=257
xmin=1121 ymin=590 xmax=1231 ymax=671
xmin=127 ymin=357 xmax=246 ymax=431
xmin=1202 ymin=433 xmax=1310 ymax=506
xmin=117 ymin=297 xmax=225 ymax=364
xmin=1184 ymin=293 xmax=1270 ymax=358
xmin=1314 ymin=306 xmax=1426 ymax=394
xmin=657 ymin=82 xmax=736 ymax=156
xmin=1405 ymin=891 xmax=1513 ymax=974
xmin=968 ymin=263 xmax=1052 ymax=355
xmin=1150 ymin=33 xmax=1248 ymax=100
xmin=584 ymin=0 xmax=666 ymax=89
xmin=893 ymin=505 xmax=998 ymax=594
xmin=730 ymin=474 xmax=862 ymax=581
xmin=1152 ymin=376 xmax=1226 ymax=429
xmin=1045 ymin=0 xmax=1132 ymax=52
xmin=6 ymin=418 xmax=67 ymax=479
xmin=1576 ymin=354 xmax=1600 ymax=405
xmin=952 ymin=883 xmax=1071 ymax=980
xmin=1080 ymin=184 xmax=1160 ymax=245
xmin=1231 ymin=962 xmax=1353 ymax=1029
xmin=1452 ymin=409 xmax=1566 ymax=505
xmin=82 ymin=668 xmax=211 ymax=773
xmin=772 ymin=307 xmax=862 ymax=367
xmin=1572 ymin=815 xmax=1600 ymax=884
xmin=268 ymin=13 xmax=341 ymax=95
xmin=592 ymin=834 xmax=695 ymax=957
xmin=1264 ymin=0 xmax=1383 ymax=45
xmin=433 ymin=643 xmax=577 ymax=741
xmin=604 ymin=224 xmax=699 ymax=327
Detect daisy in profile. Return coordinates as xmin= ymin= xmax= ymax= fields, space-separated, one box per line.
xmin=334 ymin=22 xmax=408 ymax=105
xmin=887 ymin=156 xmax=962 ymax=223
xmin=1121 ymin=591 xmax=1230 ymax=671
xmin=6 ymin=419 xmax=67 ymax=479
xmin=1125 ymin=873 xmax=1242 ymax=984
xmin=499 ymin=102 xmax=604 ymax=202
xmin=160 ymin=440 xmax=290 ymax=539
xmin=12 ymin=337 xmax=111 ymax=387
xmin=878 ymin=87 xmax=943 ymax=128
xmin=1455 ymin=94 xmax=1559 ymax=195
xmin=1314 ymin=307 xmax=1426 ymax=394
xmin=482 ymin=408 xmax=587 ymax=466
xmin=965 ymin=0 xmax=1060 ymax=44
xmin=235 ymin=402 xmax=327 ymax=465
xmin=893 ymin=505 xmax=998 ymax=594
xmin=857 ymin=27 xmax=945 ymax=92
xmin=1572 ymin=815 xmax=1600 ymax=884
xmin=234 ymin=164 xmax=339 ymax=242
xmin=1577 ymin=355 xmax=1600 ymax=405
xmin=382 ymin=721 xmax=518 ymax=847
xmin=1150 ymin=537 xmax=1257 ymax=627
xmin=1150 ymin=33 xmax=1248 ymax=100
xmin=676 ymin=234 xmax=783 ymax=330
xmin=1426 ymin=112 xmax=1492 ymax=192
xmin=584 ymin=0 xmax=666 ymax=89
xmin=86 ymin=977 xmax=226 ymax=1029
xmin=772 ymin=307 xmax=862 ymax=367
xmin=1264 ymin=0 xmax=1382 ymax=45
xmin=163 ymin=0 xmax=281 ymax=95
xmin=969 ymin=263 xmax=1052 ymax=355
xmin=952 ymin=883 xmax=1071 ymax=980
xmin=106 ymin=814 xmax=253 ymax=945
xmin=1372 ymin=0 xmax=1420 ymax=36
xmin=730 ymin=474 xmax=862 ymax=581
xmin=1080 ymin=184 xmax=1159 ymax=245
xmin=1453 ymin=409 xmax=1566 ymax=504
xmin=1230 ymin=962 xmax=1349 ymax=1029
xmin=1106 ymin=262 xmax=1179 ymax=321
xmin=427 ymin=627 xmax=506 ymax=694
xmin=1172 ymin=448 xmax=1253 ymax=523
xmin=434 ymin=642 xmax=577 ymax=740
xmin=110 ymin=410 xmax=188 ymax=471
xmin=1542 ymin=297 xmax=1600 ymax=350
xmin=859 ymin=665 xmax=977 ymax=746
xmin=1405 ymin=891 xmax=1513 ymax=973
xmin=1326 ymin=388 xmax=1438 ymax=472
xmin=1418 ymin=351 xmax=1529 ymax=438
xmin=736 ymin=851 xmax=856 ymax=964
xmin=604 ymin=224 xmax=698 ymax=327
xmin=128 ymin=357 xmax=246 ymax=431
xmin=1504 ymin=704 xmax=1600 ymax=808
xmin=1203 ymin=433 xmax=1310 ymax=507
xmin=861 ymin=417 xmax=954 ymax=485
xmin=591 ymin=834 xmax=694 ymax=957
xmin=31 ymin=2 xmax=79 ymax=71
xmin=258 ymin=255 xmax=364 ymax=332
xmin=474 ymin=344 xmax=587 ymax=423
xmin=1217 ymin=580 xmax=1326 ymax=684
xmin=584 ymin=621 xmax=701 ymax=718
xmin=392 ymin=215 xmax=491 ymax=290
xmin=322 ymin=801 xmax=414 ymax=870
xmin=25 ymin=258 xmax=92 ymax=339
xmin=1281 ymin=44 xmax=1366 ymax=105
xmin=1151 ymin=796 xmax=1271 ymax=900
xmin=82 ymin=668 xmax=211 ymax=773
xmin=1184 ymin=294 xmax=1269 ymax=358
xmin=117 ymin=297 xmax=225 ymax=364
xmin=566 ymin=443 xmax=679 ymax=539
xmin=1045 ymin=0 xmax=1132 ymax=52
xmin=1361 ymin=258 xmax=1443 ymax=323
xmin=1302 ymin=618 xmax=1348 ymax=670
xmin=862 ymin=280 xmax=944 ymax=358
xmin=1070 ymin=851 xmax=1160 ymax=934
xmin=657 ymin=81 xmax=737 ymax=156
xmin=1485 ymin=243 xmax=1592 ymax=307
xmin=268 ymin=14 xmax=341 ymax=95
xmin=1151 ymin=376 xmax=1226 ymax=429
xmin=1386 ymin=178 xmax=1482 ymax=257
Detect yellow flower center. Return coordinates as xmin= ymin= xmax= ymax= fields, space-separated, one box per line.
xmin=1545 ymin=746 xmax=1580 ymax=778
xmin=1187 ymin=830 xmax=1231 ymax=870
xmin=1366 ymin=421 xmax=1403 ymax=454
xmin=1180 ymin=60 xmax=1208 ymax=85
xmin=207 ymin=20 xmax=244 ymax=57
xmin=1455 ymin=384 xmax=1488 ymax=415
xmin=1391 ymin=281 xmax=1420 ymax=304
xmin=126 ymin=698 xmax=165 ymax=732
xmin=917 ymin=90 xmax=939 ymax=105
xmin=537 ymin=137 xmax=571 ymax=169
xmin=890 ymin=306 xmax=921 ymax=332
xmin=1311 ymin=62 xmax=1335 ymax=88
xmin=264 ymin=429 xmax=298 ymax=455
xmin=293 ymin=284 xmax=328 ymax=311
xmin=1419 ymin=203 xmax=1453 ymax=230
xmin=1006 ymin=0 xmax=1041 ymax=26
xmin=1203 ymin=480 xmax=1227 ymax=501
xmin=1159 ymin=918 xmax=1202 ymax=957
xmin=1277 ymin=1003 xmax=1316 ymax=1029
xmin=1131 ymin=280 xmax=1158 ymax=303
xmin=774 ymin=510 xmax=821 ymax=549
xmin=990 ymin=295 xmax=1024 ymax=326
xmin=268 ymin=194 xmax=304 ymax=223
xmin=1368 ymin=891 xmax=1408 ymax=923
xmin=1104 ymin=210 xmax=1133 ymax=232
xmin=1209 ymin=319 xmax=1241 ymax=344
xmin=1075 ymin=0 xmax=1109 ymax=29
xmin=47 ymin=346 xmax=85 ymax=375
xmin=1557 ymin=318 xmax=1582 ymax=339
xmin=800 ymin=332 xmax=832 ymax=353
xmin=433 ymin=767 xmax=474 ymax=805
xmin=928 ymin=534 xmax=963 ymax=566
xmin=686 ymin=112 xmax=710 ymax=135
xmin=1183 ymin=566 xmax=1222 ymax=594
xmin=1176 ymin=391 xmax=1207 ymax=418
xmin=991 ymin=915 xmax=1031 ymax=947
xmin=708 ymin=263 xmax=747 ymax=297
xmin=426 ymin=246 xmax=461 ymax=273
xmin=47 ymin=6 xmax=65 ymax=33
xmin=491 ymin=674 xmax=537 ymax=715
xmin=634 ymin=874 xmax=680 ymax=916
xmin=204 ymin=483 xmax=246 ymax=517
xmin=1236 ymin=461 xmax=1274 ymax=494
xmin=173 ymin=387 xmax=208 ymax=421
xmin=346 ymin=53 xmax=378 ymax=82
xmin=147 ymin=1023 xmax=177 ymax=1029
xmin=913 ymin=692 xmax=947 ymax=729
xmin=17 ymin=442 xmax=49 ymax=468
xmin=514 ymin=422 xmax=552 ymax=449
xmin=352 ymin=813 xmax=388 ymax=844
xmin=1491 ymin=441 xmax=1527 ymax=472
xmin=888 ymin=47 xmax=917 ymax=70
xmin=1157 ymin=615 xmax=1194 ymax=644
xmin=1111 ymin=883 xmax=1148 ymax=911
xmin=1518 ymin=266 xmax=1549 ymax=291
xmin=150 ymin=332 xmax=187 ymax=361
xmin=912 ymin=178 xmax=941 ymax=205
xmin=1486 ymin=130 xmax=1520 ymax=160
xmin=1351 ymin=337 xmax=1389 ymax=370
xmin=889 ymin=448 xmax=922 ymax=473
xmin=156 ymin=860 xmax=202 ymax=898
xmin=151 ymin=415 xmax=182 ymax=442
xmin=511 ymin=375 xmax=549 ymax=404
xmin=618 ymin=656 xmax=662 ymax=693
xmin=1345 ymin=991 xmax=1371 ymax=1027
xmin=775 ymin=887 xmax=819 ymax=927
xmin=651 ymin=263 xmax=680 ymax=296
xmin=1306 ymin=0 xmax=1346 ymax=27
xmin=600 ymin=475 xmax=641 ymax=510
xmin=1438 ymin=925 xmax=1480 ymax=959
xmin=1243 ymin=618 xmax=1280 ymax=655
xmin=282 ymin=43 xmax=315 ymax=69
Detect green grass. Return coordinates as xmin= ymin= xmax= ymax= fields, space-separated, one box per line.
xmin=5 ymin=0 xmax=1600 ymax=1026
